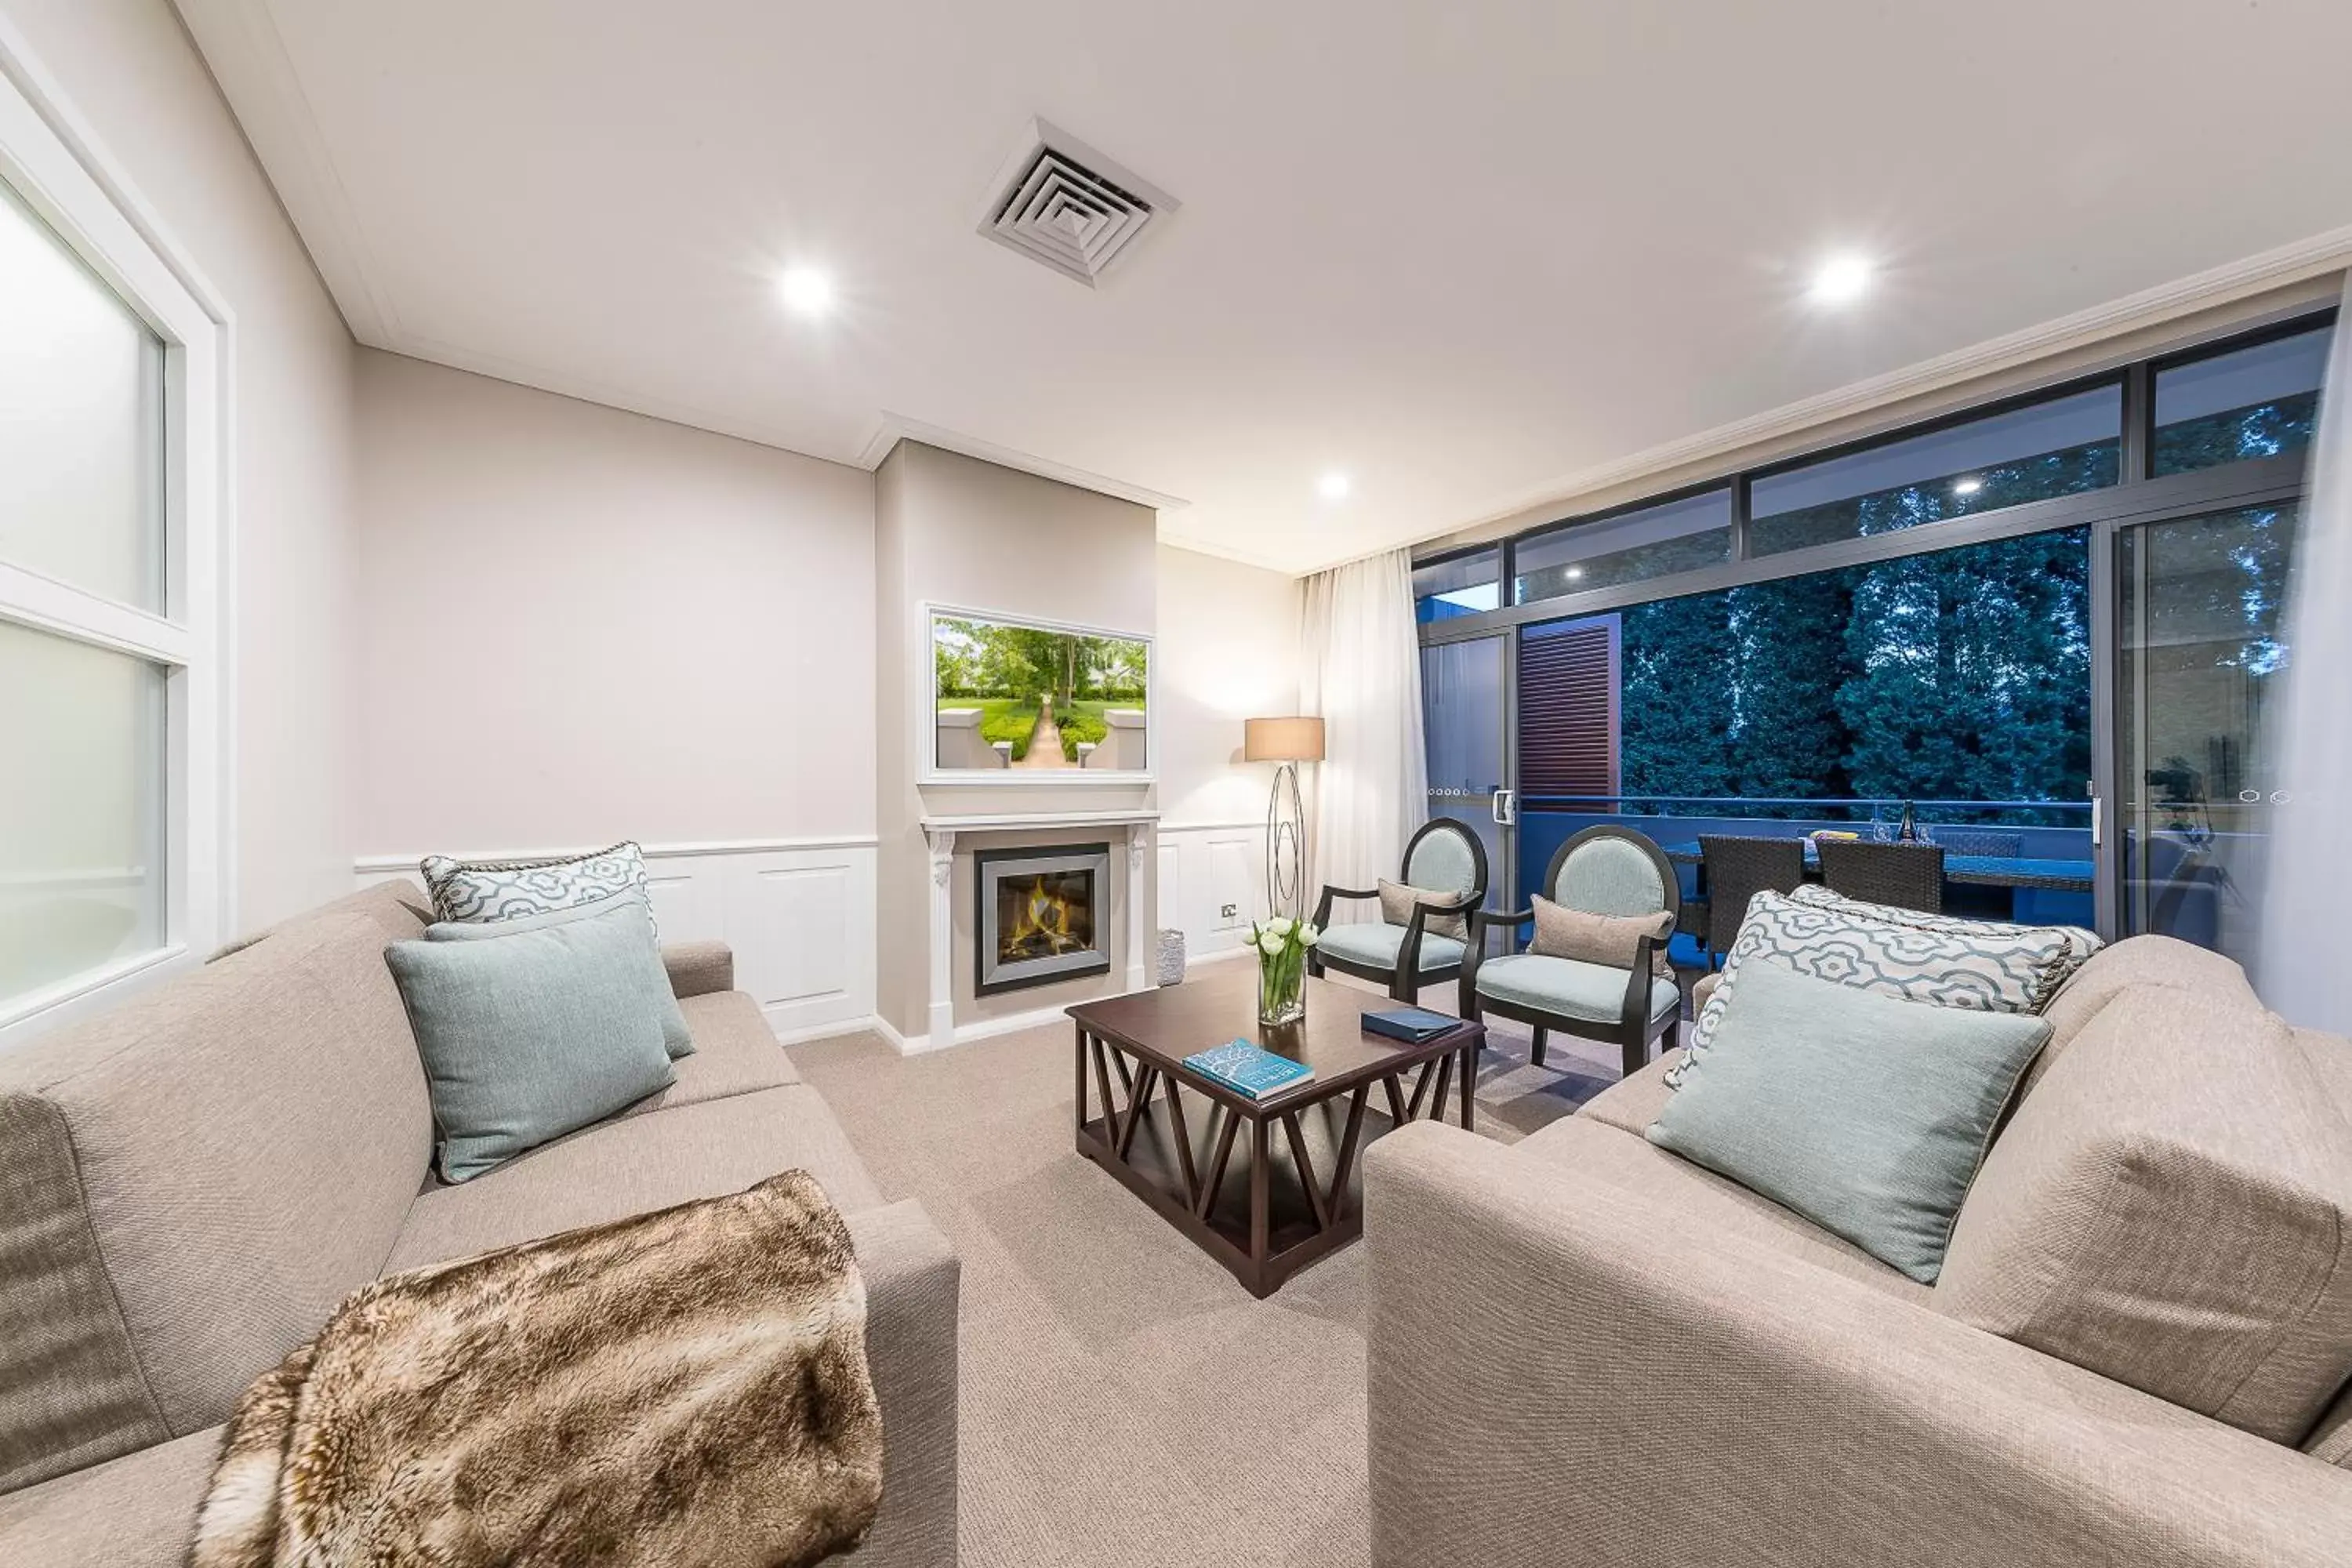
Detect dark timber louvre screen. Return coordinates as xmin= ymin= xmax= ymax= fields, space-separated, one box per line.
xmin=1518 ymin=616 xmax=1621 ymax=798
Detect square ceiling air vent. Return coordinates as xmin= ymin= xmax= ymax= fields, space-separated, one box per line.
xmin=979 ymin=120 xmax=1178 ymax=287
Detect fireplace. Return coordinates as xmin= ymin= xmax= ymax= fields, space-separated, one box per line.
xmin=975 ymin=842 xmax=1112 ymax=996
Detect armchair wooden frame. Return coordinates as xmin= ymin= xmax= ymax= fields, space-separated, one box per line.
xmin=1458 ymin=825 xmax=1683 ymax=1080
xmin=1306 ymin=819 xmax=1490 ymax=1006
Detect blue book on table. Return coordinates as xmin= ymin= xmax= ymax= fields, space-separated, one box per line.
xmin=1183 ymin=1039 xmax=1315 ymax=1099
xmin=1361 ymin=1006 xmax=1458 ymax=1044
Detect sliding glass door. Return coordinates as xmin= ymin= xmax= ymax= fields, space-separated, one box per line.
xmin=2113 ymin=503 xmax=2299 ymax=967
xmin=1419 ymin=633 xmax=1513 ymax=918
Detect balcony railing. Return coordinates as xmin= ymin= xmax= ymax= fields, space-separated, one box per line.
xmin=1519 ymin=793 xmax=2092 ymax=827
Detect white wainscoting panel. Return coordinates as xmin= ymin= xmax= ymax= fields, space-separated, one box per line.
xmin=354 ymin=838 xmax=879 ymax=1044
xmin=1156 ymin=820 xmax=1269 ymax=962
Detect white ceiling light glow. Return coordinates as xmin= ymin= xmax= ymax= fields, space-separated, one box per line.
xmin=1317 ymin=472 xmax=1351 ymax=502
xmin=776 ymin=266 xmax=834 ymax=316
xmin=1953 ymin=476 xmax=1985 ymax=495
xmin=1808 ymin=252 xmax=1875 ymax=306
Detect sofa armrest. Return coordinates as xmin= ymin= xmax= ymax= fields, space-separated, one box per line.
xmin=841 ymin=1200 xmax=959 ymax=1568
xmin=661 ymin=941 xmax=734 ymax=1000
xmin=1363 ymin=1122 xmax=2351 ymax=1568
xmin=0 ymin=1425 xmax=220 ymax=1568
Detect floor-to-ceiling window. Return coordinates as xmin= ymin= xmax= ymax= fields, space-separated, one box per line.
xmin=1417 ymin=308 xmax=2333 ymax=953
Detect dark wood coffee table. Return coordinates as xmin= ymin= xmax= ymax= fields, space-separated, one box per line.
xmin=1069 ymin=966 xmax=1484 ymax=1297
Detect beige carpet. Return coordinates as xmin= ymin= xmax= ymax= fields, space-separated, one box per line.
xmin=789 ymin=975 xmax=1640 ymax=1567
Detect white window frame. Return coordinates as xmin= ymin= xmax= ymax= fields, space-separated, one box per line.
xmin=0 ymin=27 xmax=230 ymax=1044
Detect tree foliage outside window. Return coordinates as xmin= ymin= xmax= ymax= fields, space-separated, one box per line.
xmin=1612 ymin=528 xmax=2092 ymax=823
xmin=1751 ymin=438 xmax=2119 ymax=557
xmin=2153 ymin=390 xmax=2320 ymax=477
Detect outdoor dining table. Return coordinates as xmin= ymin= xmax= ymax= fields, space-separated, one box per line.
xmin=1656 ymin=840 xmax=2094 ymax=894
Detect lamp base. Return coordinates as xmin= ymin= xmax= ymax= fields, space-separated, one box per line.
xmin=1265 ymin=761 xmax=1306 ymax=922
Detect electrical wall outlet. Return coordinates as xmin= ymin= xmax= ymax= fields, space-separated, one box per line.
xmin=1220 ymin=902 xmax=1239 ymax=920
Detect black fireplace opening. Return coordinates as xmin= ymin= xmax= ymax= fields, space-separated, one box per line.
xmin=975 ymin=842 xmax=1112 ymax=996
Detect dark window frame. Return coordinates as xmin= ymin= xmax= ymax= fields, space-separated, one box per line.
xmin=1417 ymin=308 xmax=2333 ymax=643
xmin=2144 ymin=310 xmax=2336 ymax=480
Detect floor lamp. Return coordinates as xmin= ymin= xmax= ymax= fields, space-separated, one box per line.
xmin=1244 ymin=717 xmax=1326 ymax=922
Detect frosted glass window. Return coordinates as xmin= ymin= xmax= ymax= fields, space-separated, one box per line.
xmin=0 ymin=619 xmax=165 ymax=1009
xmin=0 ymin=181 xmax=165 ymax=611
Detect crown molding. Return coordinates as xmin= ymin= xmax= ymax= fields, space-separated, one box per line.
xmin=855 ymin=412 xmax=1190 ymax=510
xmin=173 ymin=0 xmax=401 ymax=344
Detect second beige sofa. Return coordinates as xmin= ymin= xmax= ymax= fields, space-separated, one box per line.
xmin=1365 ymin=933 xmax=2352 ymax=1566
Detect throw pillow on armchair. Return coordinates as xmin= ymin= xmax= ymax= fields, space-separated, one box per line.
xmin=1528 ymin=895 xmax=1674 ymax=978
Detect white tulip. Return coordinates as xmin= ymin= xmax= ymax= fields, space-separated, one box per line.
xmin=1258 ymin=931 xmax=1285 ymax=956
xmin=1266 ymin=916 xmax=1294 ymax=936
xmin=1300 ymin=924 xmax=1320 ymax=946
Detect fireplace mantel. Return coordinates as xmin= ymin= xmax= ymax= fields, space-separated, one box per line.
xmin=916 ymin=810 xmax=1156 ymax=1046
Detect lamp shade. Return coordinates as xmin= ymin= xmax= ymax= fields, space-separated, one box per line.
xmin=1244 ymin=716 xmax=1326 ymax=763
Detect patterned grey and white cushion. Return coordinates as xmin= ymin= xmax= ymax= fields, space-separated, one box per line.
xmin=1785 ymin=884 xmax=2101 ymax=991
xmin=420 ymin=841 xmax=656 ymax=938
xmin=1665 ymin=887 xmax=2099 ymax=1089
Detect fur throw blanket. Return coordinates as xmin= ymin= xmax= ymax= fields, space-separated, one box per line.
xmin=190 ymin=1171 xmax=883 ymax=1568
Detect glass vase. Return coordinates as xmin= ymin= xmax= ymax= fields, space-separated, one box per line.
xmin=1258 ymin=947 xmax=1305 ymax=1027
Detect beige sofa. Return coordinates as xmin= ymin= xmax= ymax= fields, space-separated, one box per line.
xmin=1365 ymin=934 xmax=2352 ymax=1566
xmin=0 ymin=881 xmax=957 ymax=1566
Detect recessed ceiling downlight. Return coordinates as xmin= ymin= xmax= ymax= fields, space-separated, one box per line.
xmin=1317 ymin=472 xmax=1352 ymax=502
xmin=1809 ymin=252 xmax=1875 ymax=305
xmin=777 ymin=267 xmax=833 ymax=316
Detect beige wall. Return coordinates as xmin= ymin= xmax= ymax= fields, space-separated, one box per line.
xmin=352 ymin=350 xmax=875 ymax=853
xmin=7 ymin=0 xmax=359 ymax=927
xmin=1155 ymin=544 xmax=1301 ymax=828
xmin=874 ymin=441 xmax=1159 ymax=1035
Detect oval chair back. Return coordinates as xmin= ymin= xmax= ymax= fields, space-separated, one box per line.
xmin=1402 ymin=818 xmax=1489 ymax=913
xmin=1542 ymin=826 xmax=1679 ymax=926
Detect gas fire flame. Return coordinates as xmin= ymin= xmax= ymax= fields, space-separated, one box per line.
xmin=1003 ymin=875 xmax=1086 ymax=959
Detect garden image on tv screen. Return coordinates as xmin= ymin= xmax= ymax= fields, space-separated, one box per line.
xmin=931 ymin=613 xmax=1149 ymax=773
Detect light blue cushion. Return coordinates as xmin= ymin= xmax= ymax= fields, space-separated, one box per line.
xmin=1474 ymin=952 xmax=1680 ymax=1024
xmin=1647 ymin=956 xmax=2052 ymax=1283
xmin=426 ymin=889 xmax=694 ymax=1058
xmin=1404 ymin=826 xmax=1480 ymax=898
xmin=387 ymin=897 xmax=681 ymax=1182
xmin=1316 ymin=920 xmax=1467 ymax=974
xmin=1553 ymin=836 xmax=1667 ymax=917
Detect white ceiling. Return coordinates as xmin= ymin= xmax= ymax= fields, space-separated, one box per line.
xmin=176 ymin=0 xmax=2352 ymax=574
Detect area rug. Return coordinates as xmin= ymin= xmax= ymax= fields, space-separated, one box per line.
xmin=789 ymin=979 xmax=1626 ymax=1568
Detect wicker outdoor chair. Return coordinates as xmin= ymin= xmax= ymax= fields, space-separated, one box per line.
xmin=1817 ymin=838 xmax=1946 ymax=913
xmin=1697 ymin=835 xmax=1808 ymax=964
xmin=1924 ymin=827 xmax=2022 ymax=859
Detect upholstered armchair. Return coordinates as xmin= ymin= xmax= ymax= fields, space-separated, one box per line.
xmin=1307 ymin=819 xmax=1490 ymax=1005
xmin=1460 ymin=826 xmax=1683 ymax=1079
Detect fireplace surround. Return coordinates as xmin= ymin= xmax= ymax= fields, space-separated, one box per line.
xmin=974 ymin=842 xmax=1112 ymax=996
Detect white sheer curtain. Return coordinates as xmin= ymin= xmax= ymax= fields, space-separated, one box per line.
xmin=1300 ymin=548 xmax=1428 ymax=922
xmin=2258 ymin=276 xmax=2352 ymax=1031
